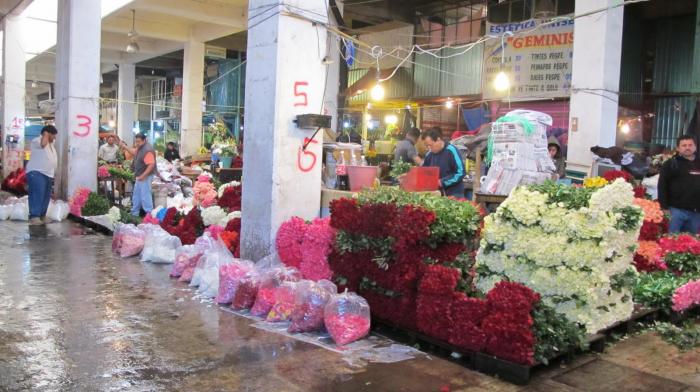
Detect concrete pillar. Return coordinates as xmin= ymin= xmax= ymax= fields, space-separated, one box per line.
xmin=241 ymin=0 xmax=328 ymax=260
xmin=180 ymin=39 xmax=204 ymax=157
xmin=1 ymin=15 xmax=26 ymax=177
xmin=566 ymin=0 xmax=624 ymax=174
xmin=117 ymin=63 xmax=136 ymax=146
xmin=54 ymin=0 xmax=101 ymax=198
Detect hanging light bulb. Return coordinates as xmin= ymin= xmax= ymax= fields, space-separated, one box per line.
xmin=494 ymin=71 xmax=510 ymax=92
xmin=370 ymin=83 xmax=385 ymax=101
xmin=366 ymin=102 xmax=372 ymax=109
xmin=385 ymin=114 xmax=398 ymax=125
xmin=445 ymin=98 xmax=454 ymax=109
xmin=31 ymin=80 xmax=38 ymax=88
xmin=125 ymin=9 xmax=140 ymax=53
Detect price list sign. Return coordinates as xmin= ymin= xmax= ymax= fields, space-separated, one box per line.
xmin=483 ymin=18 xmax=574 ymax=100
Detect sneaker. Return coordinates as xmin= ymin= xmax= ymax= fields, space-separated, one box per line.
xmin=41 ymin=216 xmax=51 ymax=224
xmin=28 ymin=217 xmax=43 ymax=226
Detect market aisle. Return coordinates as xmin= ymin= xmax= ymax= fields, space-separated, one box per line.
xmin=0 ymin=221 xmax=513 ymax=392
xmin=2 ymin=220 xmax=700 ymax=392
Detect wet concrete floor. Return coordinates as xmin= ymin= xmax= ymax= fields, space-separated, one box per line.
xmin=1 ymin=220 xmax=699 ymax=392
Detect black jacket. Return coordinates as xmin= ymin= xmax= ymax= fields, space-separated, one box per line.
xmin=164 ymin=149 xmax=181 ymax=162
xmin=658 ymin=155 xmax=700 ymax=212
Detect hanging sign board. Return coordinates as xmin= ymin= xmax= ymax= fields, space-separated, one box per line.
xmin=483 ymin=18 xmax=574 ymax=100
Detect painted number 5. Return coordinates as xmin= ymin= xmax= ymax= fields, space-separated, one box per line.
xmin=73 ymin=115 xmax=92 ymax=137
xmin=294 ymin=81 xmax=308 ymax=107
xmin=297 ymin=138 xmax=318 ymax=172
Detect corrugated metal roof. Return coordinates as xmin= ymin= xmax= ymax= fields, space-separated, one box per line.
xmin=347 ymin=68 xmax=413 ymax=105
xmin=653 ymin=16 xmax=695 ymax=94
xmin=619 ymin=15 xmax=643 ymax=108
xmin=413 ymin=43 xmax=484 ymax=98
xmin=652 ymin=95 xmax=697 ymax=147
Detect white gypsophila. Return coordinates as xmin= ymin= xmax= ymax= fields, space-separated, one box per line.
xmin=217 ymin=181 xmax=241 ymax=198
xmin=201 ymin=206 xmax=228 ymax=227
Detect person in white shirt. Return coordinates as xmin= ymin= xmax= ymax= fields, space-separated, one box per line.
xmin=25 ymin=125 xmax=58 ymax=225
xmin=98 ymin=135 xmax=119 ymax=163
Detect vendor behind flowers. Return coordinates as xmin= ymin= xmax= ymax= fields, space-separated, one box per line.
xmin=421 ymin=127 xmax=465 ymax=198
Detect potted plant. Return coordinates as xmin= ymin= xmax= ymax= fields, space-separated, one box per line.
xmin=219 ymin=145 xmax=237 ymax=168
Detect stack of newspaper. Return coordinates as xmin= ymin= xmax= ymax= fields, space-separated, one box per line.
xmin=481 ymin=110 xmax=556 ymax=195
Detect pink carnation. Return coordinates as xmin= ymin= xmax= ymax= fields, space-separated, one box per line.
xmin=299 ymin=218 xmax=335 ymax=281
xmin=142 ymin=214 xmax=159 ymax=225
xmin=276 ymin=217 xmax=307 ymax=269
xmin=98 ymin=166 xmax=110 ymax=179
xmin=205 ymin=224 xmax=225 ymax=240
xmin=196 ymin=174 xmax=211 ymax=183
xmin=68 ymin=187 xmax=91 ymax=217
xmin=672 ymin=280 xmax=700 ymax=312
xmin=193 ymin=181 xmax=217 ymax=207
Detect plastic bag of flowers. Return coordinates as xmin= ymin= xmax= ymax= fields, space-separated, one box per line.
xmin=118 ymin=224 xmax=146 ymax=258
xmin=266 ymin=280 xmax=302 ymax=322
xmin=140 ymin=227 xmax=182 ymax=264
xmin=215 ymin=260 xmax=255 ymax=305
xmin=112 ymin=224 xmax=124 ymax=253
xmin=0 ymin=204 xmax=10 ymax=220
xmin=192 ymin=238 xmax=235 ymax=297
xmin=288 ymin=279 xmax=337 ymax=333
xmin=179 ymin=235 xmax=215 ymax=283
xmin=230 ymin=267 xmax=261 ymax=310
xmin=250 ymin=266 xmax=302 ymax=317
xmin=324 ymin=290 xmax=371 ymax=346
xmin=170 ymin=245 xmax=203 ymax=278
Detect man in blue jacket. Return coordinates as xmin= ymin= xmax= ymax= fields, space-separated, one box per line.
xmin=421 ymin=127 xmax=465 ymax=198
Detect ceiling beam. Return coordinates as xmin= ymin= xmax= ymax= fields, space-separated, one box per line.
xmin=136 ymin=0 xmax=247 ymax=29
xmin=102 ymin=16 xmax=190 ymax=42
xmin=191 ymin=22 xmax=244 ymax=43
xmin=101 ymin=31 xmax=173 ymax=54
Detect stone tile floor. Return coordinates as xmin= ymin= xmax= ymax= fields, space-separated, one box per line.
xmin=0 ymin=220 xmax=699 ymax=392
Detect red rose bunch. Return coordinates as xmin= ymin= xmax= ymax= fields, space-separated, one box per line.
xmin=329 ymin=198 xmax=360 ymax=232
xmin=389 ymin=205 xmax=435 ymax=253
xmin=218 ymin=184 xmax=242 ymax=212
xmin=449 ymin=293 xmax=489 ymax=352
xmin=602 ymin=169 xmax=633 ymax=183
xmin=418 ymin=265 xmax=460 ymax=295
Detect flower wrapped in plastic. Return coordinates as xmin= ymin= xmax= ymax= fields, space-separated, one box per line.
xmin=231 ymin=267 xmax=261 ymax=310
xmin=266 ymin=281 xmax=300 ymax=322
xmin=324 ymin=290 xmax=371 ymax=346
xmin=288 ymin=279 xmax=337 ymax=333
xmin=216 ymin=260 xmax=255 ymax=305
xmin=191 ymin=237 xmax=235 ymax=298
xmin=112 ymin=224 xmax=124 ymax=253
xmin=178 ymin=233 xmax=215 ymax=283
xmin=251 ymin=266 xmax=302 ymax=317
xmin=118 ymin=224 xmax=146 ymax=258
xmin=170 ymin=245 xmax=204 ymax=278
xmin=140 ymin=227 xmax=182 ymax=264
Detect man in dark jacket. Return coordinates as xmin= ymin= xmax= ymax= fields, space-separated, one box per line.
xmin=421 ymin=127 xmax=465 ymax=198
xmin=164 ymin=142 xmax=181 ymax=162
xmin=658 ymin=135 xmax=700 ymax=233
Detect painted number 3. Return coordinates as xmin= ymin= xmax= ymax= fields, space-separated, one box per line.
xmin=73 ymin=115 xmax=92 ymax=137
xmin=297 ymin=138 xmax=318 ymax=172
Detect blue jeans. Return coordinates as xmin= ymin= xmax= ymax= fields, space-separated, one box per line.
xmin=669 ymin=207 xmax=700 ymax=234
xmin=27 ymin=171 xmax=53 ymax=219
xmin=131 ymin=175 xmax=154 ymax=216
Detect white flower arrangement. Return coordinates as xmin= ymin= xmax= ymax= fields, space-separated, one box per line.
xmin=107 ymin=206 xmax=121 ymax=224
xmin=201 ymin=206 xmax=228 ymax=227
xmin=476 ymin=179 xmax=643 ymax=333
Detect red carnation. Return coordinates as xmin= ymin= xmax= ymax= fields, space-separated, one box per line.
xmin=225 ymin=217 xmax=241 ymax=233
xmin=329 ymin=198 xmax=360 ymax=232
xmin=416 ymin=294 xmax=453 ymax=342
xmin=218 ymin=185 xmax=242 ymax=212
xmin=602 ymin=169 xmax=633 ymax=183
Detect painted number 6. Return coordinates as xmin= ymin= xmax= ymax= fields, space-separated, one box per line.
xmin=73 ymin=114 xmax=92 ymax=137
xmin=297 ymin=137 xmax=318 ymax=172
